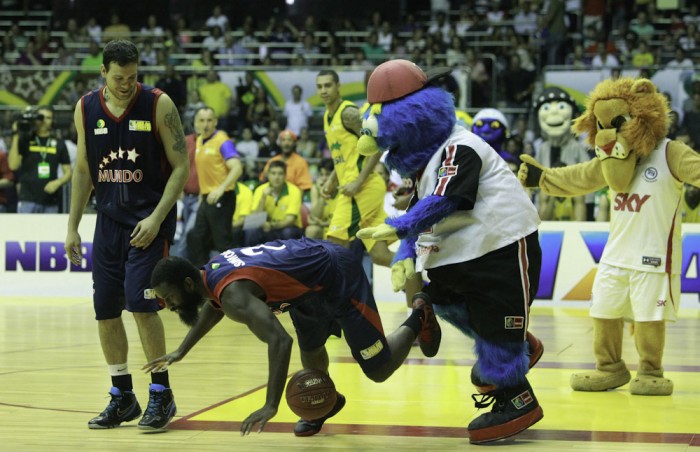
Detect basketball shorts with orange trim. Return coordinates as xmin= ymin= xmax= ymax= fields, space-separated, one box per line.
xmin=289 ymin=241 xmax=391 ymax=374
xmin=326 ymin=174 xmax=388 ymax=252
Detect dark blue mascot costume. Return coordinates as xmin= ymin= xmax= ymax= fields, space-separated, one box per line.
xmin=356 ymin=60 xmax=545 ymax=444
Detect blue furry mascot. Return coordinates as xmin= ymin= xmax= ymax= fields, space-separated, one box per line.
xmin=355 ymin=60 xmax=544 ymax=444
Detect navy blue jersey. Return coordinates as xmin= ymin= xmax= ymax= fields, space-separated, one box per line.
xmin=82 ymin=83 xmax=176 ymax=241
xmin=202 ymin=238 xmax=343 ymax=313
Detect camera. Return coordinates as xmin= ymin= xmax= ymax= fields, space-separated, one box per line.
xmin=14 ymin=108 xmax=45 ymax=132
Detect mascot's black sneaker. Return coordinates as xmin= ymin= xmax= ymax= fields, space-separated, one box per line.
xmin=88 ymin=387 xmax=142 ymax=429
xmin=138 ymin=384 xmax=177 ymax=432
xmin=467 ymin=378 xmax=543 ymax=444
xmin=293 ymin=393 xmax=346 ymax=437
xmin=412 ymin=293 xmax=441 ymax=357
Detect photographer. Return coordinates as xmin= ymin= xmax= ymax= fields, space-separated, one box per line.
xmin=8 ymin=106 xmax=72 ymax=213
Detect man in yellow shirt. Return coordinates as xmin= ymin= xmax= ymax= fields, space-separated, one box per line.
xmin=189 ymin=107 xmax=243 ymax=266
xmin=316 ymin=70 xmax=393 ymax=267
xmin=198 ymin=70 xmax=233 ymax=131
xmin=305 ymin=158 xmax=336 ymax=239
xmin=246 ymin=160 xmax=303 ymax=245
xmin=231 ymin=181 xmax=253 ymax=247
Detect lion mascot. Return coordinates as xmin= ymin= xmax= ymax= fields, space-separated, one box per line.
xmin=355 ymin=59 xmax=544 ymax=444
xmin=520 ymin=77 xmax=700 ymax=395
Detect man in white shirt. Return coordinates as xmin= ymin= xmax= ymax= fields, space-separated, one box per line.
xmin=283 ymin=85 xmax=313 ymax=137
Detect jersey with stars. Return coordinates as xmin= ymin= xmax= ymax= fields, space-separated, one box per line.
xmin=81 ymin=83 xmax=175 ymax=235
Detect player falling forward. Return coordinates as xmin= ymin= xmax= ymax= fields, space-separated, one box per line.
xmin=144 ymin=237 xmax=441 ymax=436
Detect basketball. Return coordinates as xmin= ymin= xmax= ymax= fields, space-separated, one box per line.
xmin=285 ymin=369 xmax=337 ymax=420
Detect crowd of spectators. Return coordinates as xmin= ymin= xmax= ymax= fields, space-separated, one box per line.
xmin=2 ymin=0 xmax=700 ymax=222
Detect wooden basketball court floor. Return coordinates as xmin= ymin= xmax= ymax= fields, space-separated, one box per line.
xmin=1 ymin=296 xmax=699 ymax=451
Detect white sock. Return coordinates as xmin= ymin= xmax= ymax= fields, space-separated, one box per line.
xmin=108 ymin=363 xmax=129 ymax=376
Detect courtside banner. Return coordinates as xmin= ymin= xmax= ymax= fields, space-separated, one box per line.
xmin=1 ymin=214 xmax=96 ymax=297
xmin=1 ymin=216 xmax=700 ymax=308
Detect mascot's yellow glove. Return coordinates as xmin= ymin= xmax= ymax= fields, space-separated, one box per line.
xmin=391 ymin=258 xmax=416 ymax=292
xmin=356 ymin=223 xmax=399 ymax=241
xmin=518 ymin=154 xmax=547 ymax=188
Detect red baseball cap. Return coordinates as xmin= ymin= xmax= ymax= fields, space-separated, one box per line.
xmin=366 ymin=59 xmax=453 ymax=103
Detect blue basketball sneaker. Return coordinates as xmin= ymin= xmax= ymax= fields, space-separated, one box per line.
xmin=88 ymin=387 xmax=142 ymax=429
xmin=138 ymin=384 xmax=177 ymax=432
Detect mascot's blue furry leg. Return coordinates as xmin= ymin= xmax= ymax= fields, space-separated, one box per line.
xmin=472 ymin=339 xmax=529 ymax=391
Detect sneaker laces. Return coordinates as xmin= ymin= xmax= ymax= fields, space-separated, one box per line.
xmin=471 ymin=393 xmax=497 ymax=409
xmin=99 ymin=392 xmax=122 ymax=415
xmin=144 ymin=390 xmax=164 ymax=416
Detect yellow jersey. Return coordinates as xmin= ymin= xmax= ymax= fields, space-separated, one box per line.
xmin=195 ymin=130 xmax=236 ymax=194
xmin=323 ymin=100 xmax=366 ymax=186
xmin=233 ymin=182 xmax=253 ymax=223
xmin=252 ymin=181 xmax=303 ymax=228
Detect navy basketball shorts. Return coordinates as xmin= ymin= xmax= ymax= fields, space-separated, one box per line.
xmin=426 ymin=231 xmax=542 ymax=343
xmin=290 ymin=242 xmax=391 ymax=374
xmin=92 ymin=214 xmax=169 ymax=320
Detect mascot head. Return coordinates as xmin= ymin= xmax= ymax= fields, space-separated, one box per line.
xmin=572 ymin=77 xmax=669 ymax=192
xmin=471 ymin=108 xmax=509 ymax=154
xmin=358 ymin=60 xmax=456 ymax=176
xmin=534 ymin=87 xmax=578 ymax=141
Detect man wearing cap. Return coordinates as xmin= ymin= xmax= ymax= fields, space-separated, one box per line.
xmin=258 ymin=129 xmax=312 ymax=192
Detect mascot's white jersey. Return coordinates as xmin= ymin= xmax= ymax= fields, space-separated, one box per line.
xmin=603 ymin=138 xmax=683 ymax=274
xmin=415 ymin=125 xmax=540 ymax=271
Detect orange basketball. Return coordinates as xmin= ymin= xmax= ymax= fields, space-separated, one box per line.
xmin=285 ymin=369 xmax=337 ymax=420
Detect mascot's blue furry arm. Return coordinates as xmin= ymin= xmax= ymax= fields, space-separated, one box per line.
xmin=387 ymin=195 xmax=460 ymax=240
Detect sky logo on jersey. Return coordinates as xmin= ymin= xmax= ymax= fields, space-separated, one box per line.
xmin=129 ymin=120 xmax=152 ymax=132
xmin=613 ymin=193 xmax=651 ymax=212
xmin=94 ymin=118 xmax=108 ymax=135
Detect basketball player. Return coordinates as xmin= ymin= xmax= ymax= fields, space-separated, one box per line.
xmin=144 ymin=237 xmax=441 ymax=437
xmin=315 ymin=70 xmax=393 ymax=265
xmin=316 ymin=69 xmax=423 ymax=300
xmin=64 ymin=39 xmax=189 ymax=432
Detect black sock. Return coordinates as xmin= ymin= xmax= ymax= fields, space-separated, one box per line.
xmin=151 ymin=370 xmax=170 ymax=388
xmin=401 ymin=308 xmax=425 ymax=336
xmin=112 ymin=374 xmax=133 ymax=392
